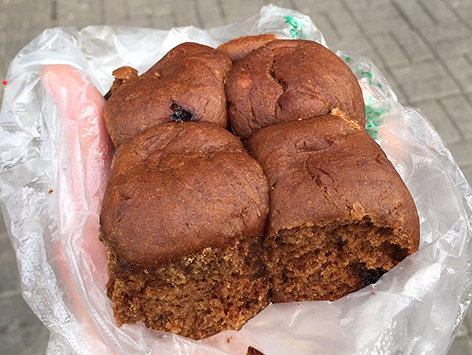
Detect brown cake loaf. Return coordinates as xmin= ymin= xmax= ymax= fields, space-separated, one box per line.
xmin=246 ymin=110 xmax=420 ymax=303
xmin=100 ymin=122 xmax=270 ymax=339
xmin=217 ymin=34 xmax=277 ymax=62
xmin=104 ymin=42 xmax=232 ymax=147
xmin=226 ymin=40 xmax=365 ymax=139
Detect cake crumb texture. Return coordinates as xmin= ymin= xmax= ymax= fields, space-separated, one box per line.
xmin=107 ymin=235 xmax=269 ymax=340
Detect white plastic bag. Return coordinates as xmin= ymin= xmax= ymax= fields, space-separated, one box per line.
xmin=0 ymin=5 xmax=471 ymax=355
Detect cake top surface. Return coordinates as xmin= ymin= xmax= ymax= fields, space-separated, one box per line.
xmin=100 ymin=122 xmax=269 ymax=267
xmin=246 ymin=111 xmax=419 ymax=251
xmin=226 ymin=39 xmax=365 ymax=139
xmin=104 ymin=42 xmax=232 ymax=147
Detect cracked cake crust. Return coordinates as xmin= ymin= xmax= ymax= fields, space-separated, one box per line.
xmin=225 ymin=40 xmax=365 ymax=139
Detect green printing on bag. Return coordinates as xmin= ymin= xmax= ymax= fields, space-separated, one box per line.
xmin=358 ymin=68 xmax=373 ymax=85
xmin=344 ymin=57 xmax=383 ymax=89
xmin=284 ymin=15 xmax=305 ymax=39
xmin=365 ymin=104 xmax=388 ymax=140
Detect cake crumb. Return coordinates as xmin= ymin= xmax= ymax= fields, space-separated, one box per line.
xmin=48 ymin=189 xmax=53 ymax=194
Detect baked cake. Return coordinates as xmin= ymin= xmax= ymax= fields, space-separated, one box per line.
xmin=246 ymin=110 xmax=420 ymax=302
xmin=100 ymin=122 xmax=270 ymax=339
xmin=103 ymin=42 xmax=232 ymax=146
xmin=98 ymin=37 xmax=421 ymax=340
xmin=225 ymin=39 xmax=365 ymax=139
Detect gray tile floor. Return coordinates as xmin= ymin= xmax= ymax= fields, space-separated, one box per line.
xmin=1 ymin=0 xmax=472 ymax=354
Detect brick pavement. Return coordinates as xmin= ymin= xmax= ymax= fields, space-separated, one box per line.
xmin=0 ymin=0 xmax=471 ymax=354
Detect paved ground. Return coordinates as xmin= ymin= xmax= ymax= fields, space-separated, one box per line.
xmin=0 ymin=0 xmax=472 ymax=354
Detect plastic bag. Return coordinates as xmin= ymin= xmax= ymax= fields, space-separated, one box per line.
xmin=1 ymin=5 xmax=471 ymax=355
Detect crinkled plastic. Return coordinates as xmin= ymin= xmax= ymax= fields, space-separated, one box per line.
xmin=1 ymin=5 xmax=471 ymax=355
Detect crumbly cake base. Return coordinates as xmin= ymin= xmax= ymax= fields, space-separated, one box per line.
xmin=265 ymin=218 xmax=411 ymax=303
xmin=107 ymin=235 xmax=269 ymax=340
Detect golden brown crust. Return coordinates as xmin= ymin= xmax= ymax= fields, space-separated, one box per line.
xmin=109 ymin=66 xmax=138 ymax=95
xmin=217 ymin=34 xmax=277 ymax=62
xmin=226 ymin=40 xmax=365 ymax=139
xmin=246 ymin=113 xmax=419 ymax=247
xmin=100 ymin=122 xmax=269 ymax=267
xmin=104 ymin=43 xmax=232 ymax=147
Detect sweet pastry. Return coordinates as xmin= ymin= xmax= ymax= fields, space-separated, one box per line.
xmin=99 ymin=37 xmax=420 ymax=340
xmin=225 ymin=39 xmax=365 ymax=139
xmin=246 ymin=110 xmax=420 ymax=302
xmin=104 ymin=42 xmax=232 ymax=146
xmin=100 ymin=122 xmax=270 ymax=339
